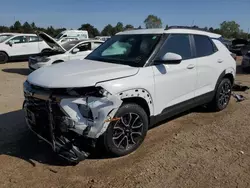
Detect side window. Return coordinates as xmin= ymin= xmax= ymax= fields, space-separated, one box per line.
xmin=194 ymin=35 xmax=215 ymax=58
xmin=92 ymin=42 xmax=103 ymax=50
xmin=29 ymin=36 xmax=39 ymax=42
xmin=76 ymin=42 xmax=91 ymax=52
xmin=157 ymin=34 xmax=192 ymax=60
xmin=9 ymin=36 xmax=28 ymax=44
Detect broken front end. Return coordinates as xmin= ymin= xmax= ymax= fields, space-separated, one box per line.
xmin=23 ymin=81 xmax=122 ymax=163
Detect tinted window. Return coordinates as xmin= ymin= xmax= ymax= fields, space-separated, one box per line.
xmin=92 ymin=42 xmax=103 ymax=50
xmin=157 ymin=34 xmax=192 ymax=60
xmin=61 ymin=40 xmax=81 ymax=51
xmin=9 ymin=36 xmax=28 ymax=44
xmin=194 ymin=35 xmax=215 ymax=57
xmin=76 ymin=42 xmax=91 ymax=51
xmin=29 ymin=36 xmax=40 ymax=42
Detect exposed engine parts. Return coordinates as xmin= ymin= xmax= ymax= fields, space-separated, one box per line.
xmin=23 ymin=81 xmax=122 ymax=164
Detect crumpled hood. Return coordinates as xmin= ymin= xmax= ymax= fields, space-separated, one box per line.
xmin=27 ymin=59 xmax=139 ymax=88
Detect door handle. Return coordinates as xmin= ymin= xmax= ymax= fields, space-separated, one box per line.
xmin=187 ymin=64 xmax=195 ymax=69
xmin=217 ymin=59 xmax=223 ymax=63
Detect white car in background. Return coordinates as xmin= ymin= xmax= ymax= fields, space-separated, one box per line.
xmin=57 ymin=37 xmax=80 ymax=44
xmin=0 ymin=33 xmax=50 ymax=63
xmin=95 ymin=36 xmax=111 ymax=41
xmin=0 ymin=33 xmax=19 ymax=42
xmin=28 ymin=32 xmax=104 ymax=70
xmin=55 ymin=30 xmax=89 ymax=40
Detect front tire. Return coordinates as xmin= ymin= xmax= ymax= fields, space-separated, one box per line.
xmin=209 ymin=78 xmax=232 ymax=111
xmin=104 ymin=103 xmax=148 ymax=157
xmin=0 ymin=52 xmax=8 ymax=64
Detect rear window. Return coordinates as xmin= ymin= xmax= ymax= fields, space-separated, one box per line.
xmin=194 ymin=35 xmax=215 ymax=58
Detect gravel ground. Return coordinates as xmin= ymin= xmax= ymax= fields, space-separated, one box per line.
xmin=0 ymin=59 xmax=250 ymax=188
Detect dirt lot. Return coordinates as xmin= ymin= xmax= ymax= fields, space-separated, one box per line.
xmin=1 ymin=60 xmax=250 ymax=188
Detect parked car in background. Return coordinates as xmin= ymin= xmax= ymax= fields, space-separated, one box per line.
xmin=54 ymin=30 xmax=88 ymax=40
xmin=0 ymin=33 xmax=19 ymax=42
xmin=23 ymin=28 xmax=236 ymax=164
xmin=28 ymin=32 xmax=103 ymax=70
xmin=0 ymin=33 xmax=50 ymax=63
xmin=241 ymin=40 xmax=250 ymax=56
xmin=230 ymin=38 xmax=248 ymax=55
xmin=241 ymin=48 xmax=250 ymax=72
xmin=95 ymin=36 xmax=111 ymax=41
xmin=57 ymin=36 xmax=80 ymax=44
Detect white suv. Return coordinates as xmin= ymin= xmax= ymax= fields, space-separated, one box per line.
xmin=23 ymin=28 xmax=236 ymax=163
xmin=0 ymin=33 xmax=50 ymax=63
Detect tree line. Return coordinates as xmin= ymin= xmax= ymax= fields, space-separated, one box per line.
xmin=0 ymin=15 xmax=249 ymax=39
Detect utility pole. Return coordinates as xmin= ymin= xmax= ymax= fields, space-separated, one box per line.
xmin=247 ymin=28 xmax=249 ymax=40
xmin=191 ymin=20 xmax=195 ymax=26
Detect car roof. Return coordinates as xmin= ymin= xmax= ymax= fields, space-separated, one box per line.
xmin=11 ymin=33 xmax=37 ymax=36
xmin=117 ymin=28 xmax=221 ymax=39
xmin=78 ymin=39 xmax=104 ymax=43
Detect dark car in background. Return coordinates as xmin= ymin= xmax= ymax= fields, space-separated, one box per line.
xmin=230 ymin=38 xmax=248 ymax=55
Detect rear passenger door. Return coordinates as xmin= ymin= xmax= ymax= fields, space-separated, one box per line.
xmin=27 ymin=36 xmax=40 ymax=55
xmin=192 ymin=35 xmax=222 ymax=97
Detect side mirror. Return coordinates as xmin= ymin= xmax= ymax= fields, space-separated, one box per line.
xmin=72 ymin=48 xmax=80 ymax=54
xmin=7 ymin=41 xmax=13 ymax=46
xmin=154 ymin=52 xmax=182 ymax=65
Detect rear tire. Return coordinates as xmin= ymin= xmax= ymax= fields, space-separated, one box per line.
xmin=208 ymin=78 xmax=232 ymax=111
xmin=104 ymin=103 xmax=148 ymax=157
xmin=0 ymin=52 xmax=8 ymax=64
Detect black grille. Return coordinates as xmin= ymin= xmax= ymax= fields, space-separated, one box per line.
xmin=25 ymin=96 xmax=66 ymax=141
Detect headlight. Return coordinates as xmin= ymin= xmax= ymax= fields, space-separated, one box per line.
xmin=78 ymin=104 xmax=93 ymax=121
xmin=66 ymin=86 xmax=105 ymax=97
xmin=38 ymin=57 xmax=50 ymax=62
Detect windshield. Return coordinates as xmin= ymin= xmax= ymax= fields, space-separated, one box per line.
xmin=55 ymin=33 xmax=64 ymax=40
xmin=61 ymin=40 xmax=81 ymax=51
xmin=0 ymin=35 xmax=14 ymax=43
xmin=85 ymin=34 xmax=161 ymax=67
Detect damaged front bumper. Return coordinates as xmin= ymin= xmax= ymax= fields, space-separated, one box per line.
xmin=23 ymin=81 xmax=122 ymax=163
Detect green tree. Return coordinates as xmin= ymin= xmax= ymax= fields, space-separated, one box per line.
xmin=0 ymin=26 xmax=10 ymax=32
xmin=209 ymin=27 xmax=214 ymax=32
xmin=124 ymin=24 xmax=134 ymax=30
xmin=213 ymin=28 xmax=222 ymax=35
xmin=144 ymin=15 xmax=162 ymax=29
xmin=220 ymin=21 xmax=240 ymax=38
xmin=46 ymin=26 xmax=56 ymax=37
xmin=11 ymin=21 xmax=22 ymax=32
xmin=22 ymin=22 xmax=32 ymax=33
xmin=101 ymin=24 xmax=113 ymax=36
xmin=79 ymin=23 xmax=99 ymax=38
xmin=114 ymin=22 xmax=123 ymax=33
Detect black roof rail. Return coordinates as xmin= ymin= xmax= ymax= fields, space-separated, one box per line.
xmin=166 ymin=26 xmax=210 ymax=32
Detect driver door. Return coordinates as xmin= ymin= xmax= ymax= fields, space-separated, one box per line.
xmin=69 ymin=42 xmax=92 ymax=60
xmin=7 ymin=36 xmax=29 ymax=57
xmin=152 ymin=34 xmax=197 ymax=115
